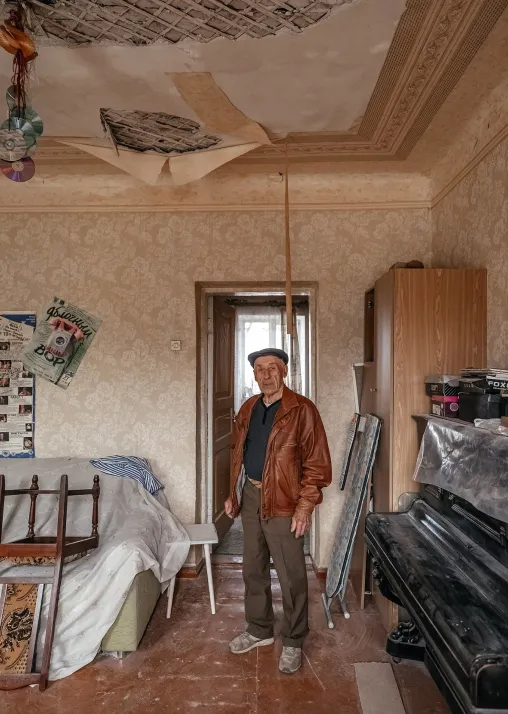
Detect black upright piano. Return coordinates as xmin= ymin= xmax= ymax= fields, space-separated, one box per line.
xmin=365 ymin=416 xmax=508 ymax=714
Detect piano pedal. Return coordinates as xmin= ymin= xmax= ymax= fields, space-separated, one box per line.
xmin=386 ymin=620 xmax=426 ymax=662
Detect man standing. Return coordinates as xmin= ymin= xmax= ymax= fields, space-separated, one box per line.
xmin=225 ymin=348 xmax=332 ymax=674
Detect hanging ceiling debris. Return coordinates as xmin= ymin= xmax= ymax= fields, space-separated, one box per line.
xmin=99 ymin=108 xmax=221 ymax=153
xmin=27 ymin=0 xmax=349 ymax=46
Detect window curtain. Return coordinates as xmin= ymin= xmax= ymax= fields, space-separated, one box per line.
xmin=235 ymin=305 xmax=306 ymax=413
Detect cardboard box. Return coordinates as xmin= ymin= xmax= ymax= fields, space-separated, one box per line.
xmin=459 ymin=393 xmax=501 ymax=422
xmin=486 ymin=375 xmax=508 ymax=392
xmin=459 ymin=377 xmax=489 ymax=394
xmin=431 ymin=395 xmax=459 ymax=418
xmin=425 ymin=374 xmax=460 ymax=397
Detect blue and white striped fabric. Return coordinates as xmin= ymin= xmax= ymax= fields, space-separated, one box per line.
xmin=89 ymin=456 xmax=164 ymax=495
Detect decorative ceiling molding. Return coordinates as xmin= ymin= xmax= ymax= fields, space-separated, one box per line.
xmin=0 ymin=160 xmax=431 ymax=210
xmin=246 ymin=0 xmax=508 ymax=162
xmin=0 ymin=200 xmax=431 ymax=214
xmin=34 ymin=0 xmax=508 ymax=166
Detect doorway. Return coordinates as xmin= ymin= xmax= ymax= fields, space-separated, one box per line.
xmin=196 ymin=282 xmax=318 ymax=563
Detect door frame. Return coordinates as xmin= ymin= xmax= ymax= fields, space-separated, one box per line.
xmin=195 ymin=281 xmax=319 ymax=561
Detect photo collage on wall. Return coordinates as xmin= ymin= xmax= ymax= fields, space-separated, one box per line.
xmin=0 ymin=313 xmax=36 ymax=458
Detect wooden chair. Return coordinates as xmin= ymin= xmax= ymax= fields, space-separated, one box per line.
xmin=0 ymin=473 xmax=100 ymax=691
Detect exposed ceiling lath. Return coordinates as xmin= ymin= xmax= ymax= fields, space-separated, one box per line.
xmin=28 ymin=0 xmax=345 ymax=46
xmin=99 ymin=109 xmax=221 ymax=154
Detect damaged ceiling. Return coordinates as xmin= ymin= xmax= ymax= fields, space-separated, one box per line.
xmin=2 ymin=0 xmax=504 ymax=176
xmin=30 ymin=0 xmax=342 ymax=45
xmin=0 ymin=0 xmax=405 ymax=138
xmin=99 ymin=108 xmax=220 ymax=153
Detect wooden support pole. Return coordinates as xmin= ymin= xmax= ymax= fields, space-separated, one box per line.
xmin=284 ymin=143 xmax=292 ymax=335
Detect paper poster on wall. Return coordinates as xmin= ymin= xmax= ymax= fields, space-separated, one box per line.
xmin=22 ymin=298 xmax=101 ymax=390
xmin=0 ymin=312 xmax=36 ymax=458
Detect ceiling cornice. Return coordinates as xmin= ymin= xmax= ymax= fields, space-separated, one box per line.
xmin=0 ymin=200 xmax=431 ymax=214
xmin=34 ymin=0 xmax=508 ymax=166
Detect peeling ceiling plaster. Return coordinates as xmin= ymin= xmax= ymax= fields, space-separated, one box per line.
xmin=99 ymin=108 xmax=221 ymax=153
xmin=0 ymin=0 xmax=405 ymax=137
xmin=30 ymin=0 xmax=346 ymax=45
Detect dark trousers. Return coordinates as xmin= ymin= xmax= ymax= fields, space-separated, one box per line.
xmin=241 ymin=478 xmax=309 ymax=647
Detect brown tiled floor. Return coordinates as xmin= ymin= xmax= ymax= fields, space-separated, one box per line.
xmin=4 ymin=568 xmax=451 ymax=714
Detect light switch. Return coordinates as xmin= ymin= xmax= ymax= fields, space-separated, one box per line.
xmin=171 ymin=340 xmax=181 ymax=351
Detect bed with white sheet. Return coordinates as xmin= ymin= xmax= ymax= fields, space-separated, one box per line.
xmin=0 ymin=457 xmax=190 ymax=681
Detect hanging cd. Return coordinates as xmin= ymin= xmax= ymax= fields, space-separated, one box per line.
xmin=24 ymin=137 xmax=38 ymax=157
xmin=9 ymin=108 xmax=43 ymax=137
xmin=0 ymin=130 xmax=29 ymax=162
xmin=1 ymin=117 xmax=37 ymax=148
xmin=0 ymin=157 xmax=35 ymax=183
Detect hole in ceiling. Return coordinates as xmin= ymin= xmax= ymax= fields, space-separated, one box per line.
xmin=99 ymin=109 xmax=221 ymax=154
xmin=26 ymin=0 xmax=343 ymax=46
xmin=274 ymin=7 xmax=294 ymax=16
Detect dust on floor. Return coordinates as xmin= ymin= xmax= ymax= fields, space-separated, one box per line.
xmin=4 ymin=568 xmax=450 ymax=714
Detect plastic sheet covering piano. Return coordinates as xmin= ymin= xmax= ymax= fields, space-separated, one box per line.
xmin=413 ymin=417 xmax=508 ymax=523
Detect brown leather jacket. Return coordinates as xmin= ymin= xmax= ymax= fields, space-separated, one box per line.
xmin=229 ymin=386 xmax=332 ymax=520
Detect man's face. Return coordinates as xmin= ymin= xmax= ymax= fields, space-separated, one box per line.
xmin=253 ymin=356 xmax=287 ymax=397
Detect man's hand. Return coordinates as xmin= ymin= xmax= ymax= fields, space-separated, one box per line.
xmin=224 ymin=498 xmax=234 ymax=519
xmin=291 ymin=511 xmax=311 ymax=539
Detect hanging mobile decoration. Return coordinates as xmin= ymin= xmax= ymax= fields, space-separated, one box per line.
xmin=0 ymin=2 xmax=42 ymax=182
xmin=0 ymin=156 xmax=35 ymax=182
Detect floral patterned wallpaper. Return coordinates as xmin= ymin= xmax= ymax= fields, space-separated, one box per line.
xmin=0 ymin=208 xmax=431 ymax=566
xmin=432 ymin=134 xmax=508 ymax=368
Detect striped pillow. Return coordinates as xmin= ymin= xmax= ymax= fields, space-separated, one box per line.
xmin=89 ymin=456 xmax=164 ymax=495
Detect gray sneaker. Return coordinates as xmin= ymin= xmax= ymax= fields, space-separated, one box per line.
xmin=229 ymin=631 xmax=274 ymax=654
xmin=279 ymin=646 xmax=302 ymax=673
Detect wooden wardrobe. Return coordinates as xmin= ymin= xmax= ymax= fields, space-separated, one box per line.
xmin=359 ymin=268 xmax=487 ymax=630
